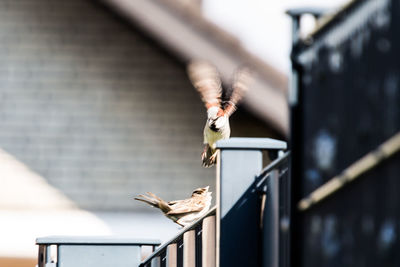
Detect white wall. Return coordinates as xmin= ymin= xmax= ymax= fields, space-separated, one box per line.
xmin=203 ymin=0 xmax=350 ymax=73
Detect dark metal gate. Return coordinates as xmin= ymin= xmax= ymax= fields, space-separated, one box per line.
xmin=289 ymin=0 xmax=400 ymax=266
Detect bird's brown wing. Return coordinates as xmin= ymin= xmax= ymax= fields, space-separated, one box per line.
xmin=187 ymin=60 xmax=222 ymax=109
xmin=224 ymin=67 xmax=253 ymax=117
xmin=167 ymin=199 xmax=182 ymax=205
xmin=166 ymin=197 xmax=206 ymax=215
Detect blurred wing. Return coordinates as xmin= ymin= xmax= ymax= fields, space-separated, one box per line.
xmin=167 ymin=198 xmax=205 ymax=215
xmin=224 ymin=67 xmax=253 ymax=117
xmin=187 ymin=60 xmax=222 ymax=109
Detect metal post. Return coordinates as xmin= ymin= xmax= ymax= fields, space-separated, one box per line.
xmin=263 ymin=170 xmax=280 ymax=267
xmin=216 ymin=138 xmax=287 ymax=267
xmin=285 ymin=7 xmax=327 ymax=267
xmin=38 ymin=245 xmax=46 ymax=267
xmin=286 ymin=7 xmax=328 ymax=106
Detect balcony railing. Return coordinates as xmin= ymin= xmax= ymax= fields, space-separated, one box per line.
xmin=140 ymin=207 xmax=216 ymax=267
xmin=36 ymin=236 xmax=160 ymax=267
xmin=140 ymin=138 xmax=289 ymax=267
xmin=36 ymin=138 xmax=289 ymax=267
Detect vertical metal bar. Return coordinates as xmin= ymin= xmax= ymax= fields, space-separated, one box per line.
xmin=216 ymin=155 xmax=221 ymax=267
xmin=279 ymin=161 xmax=291 ymax=267
xmin=263 ymin=170 xmax=280 ymax=267
xmin=291 ymin=17 xmax=300 ymax=46
xmin=286 ymin=10 xmax=303 ymax=267
xmin=46 ymin=245 xmax=52 ymax=263
xmin=288 ymin=13 xmax=300 ymax=107
xmin=202 ymin=216 xmax=216 ymax=267
xmin=177 ymin=238 xmax=184 ymax=267
xmin=183 ymin=230 xmax=196 ymax=267
xmin=166 ymin=244 xmax=177 ymax=267
xmin=160 ymin=250 xmax=167 ymax=267
xmin=38 ymin=245 xmax=46 ymax=267
xmin=151 ymin=256 xmax=161 ymax=267
xmin=195 ymin=224 xmax=202 ymax=267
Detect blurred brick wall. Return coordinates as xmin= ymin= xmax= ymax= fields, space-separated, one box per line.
xmin=0 ymin=0 xmax=274 ymax=211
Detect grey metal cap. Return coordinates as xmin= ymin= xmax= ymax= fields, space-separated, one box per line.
xmin=216 ymin=138 xmax=287 ymax=150
xmin=36 ymin=236 xmax=161 ymax=246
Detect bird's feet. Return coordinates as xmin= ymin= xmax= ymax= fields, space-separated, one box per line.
xmin=201 ymin=145 xmax=209 ymax=163
xmin=201 ymin=144 xmax=212 ymax=167
xmin=209 ymin=152 xmax=218 ymax=165
xmin=201 ymin=144 xmax=218 ymax=167
xmin=202 ymin=152 xmax=217 ymax=168
xmin=202 ymin=156 xmax=212 ymax=168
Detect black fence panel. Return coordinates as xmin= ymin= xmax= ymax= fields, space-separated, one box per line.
xmin=301 ymin=153 xmax=400 ymax=267
xmin=290 ymin=0 xmax=400 ymax=266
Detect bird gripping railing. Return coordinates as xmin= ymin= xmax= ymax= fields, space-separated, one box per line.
xmin=140 ymin=207 xmax=217 ymax=267
xmin=140 ymin=137 xmax=288 ymax=267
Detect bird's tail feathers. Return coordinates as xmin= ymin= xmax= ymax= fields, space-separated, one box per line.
xmin=134 ymin=192 xmax=171 ymax=213
xmin=134 ymin=194 xmax=158 ymax=207
xmin=146 ymin=192 xmax=164 ymax=202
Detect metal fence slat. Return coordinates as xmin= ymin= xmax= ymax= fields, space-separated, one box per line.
xmin=166 ymin=244 xmax=177 ymax=267
xmin=151 ymin=256 xmax=161 ymax=267
xmin=202 ymin=216 xmax=216 ymax=267
xmin=183 ymin=231 xmax=196 ymax=267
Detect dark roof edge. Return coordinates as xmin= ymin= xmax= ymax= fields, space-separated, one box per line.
xmin=100 ymin=0 xmax=287 ymax=91
xmin=99 ymin=0 xmax=289 ymax=135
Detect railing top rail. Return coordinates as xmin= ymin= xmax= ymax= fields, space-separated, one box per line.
xmin=36 ymin=236 xmax=161 ymax=246
xmin=140 ymin=206 xmax=216 ymax=266
xmin=256 ymin=151 xmax=291 ymax=188
xmin=216 ymin=137 xmax=287 ymax=150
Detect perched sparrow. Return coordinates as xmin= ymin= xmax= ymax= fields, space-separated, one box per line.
xmin=134 ymin=186 xmax=212 ymax=227
xmin=187 ymin=61 xmax=252 ymax=167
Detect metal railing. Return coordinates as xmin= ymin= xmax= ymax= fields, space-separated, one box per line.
xmin=35 ymin=138 xmax=289 ymax=267
xmin=36 ymin=236 xmax=160 ymax=267
xmin=256 ymin=151 xmax=291 ymax=267
xmin=140 ymin=207 xmax=216 ymax=267
xmin=140 ymin=150 xmax=290 ymax=267
xmin=216 ymin=138 xmax=288 ymax=267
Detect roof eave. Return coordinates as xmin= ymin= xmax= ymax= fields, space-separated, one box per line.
xmin=100 ymin=0 xmax=289 ymax=136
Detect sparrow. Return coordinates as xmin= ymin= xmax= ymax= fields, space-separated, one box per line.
xmin=134 ymin=186 xmax=212 ymax=227
xmin=187 ymin=61 xmax=252 ymax=167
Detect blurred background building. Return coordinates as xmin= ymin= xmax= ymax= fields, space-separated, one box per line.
xmin=0 ymin=0 xmax=293 ymax=266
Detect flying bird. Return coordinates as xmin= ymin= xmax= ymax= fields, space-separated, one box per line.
xmin=134 ymin=186 xmax=212 ymax=227
xmin=187 ymin=61 xmax=252 ymax=167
